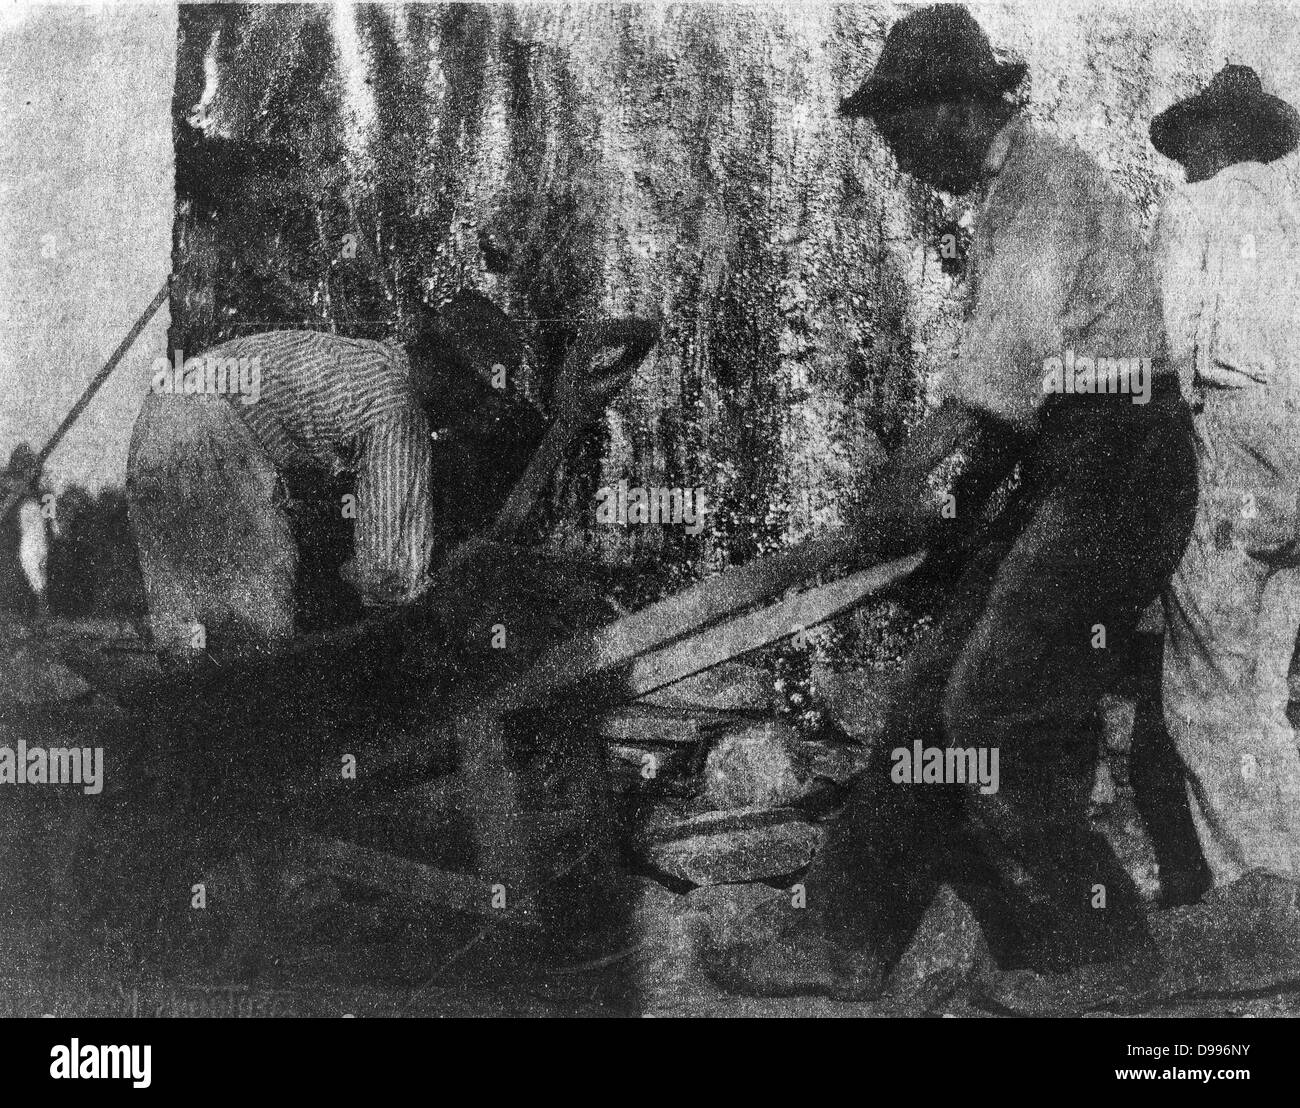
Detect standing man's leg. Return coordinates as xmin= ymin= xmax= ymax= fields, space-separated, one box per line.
xmin=807 ymin=400 xmax=1196 ymax=974
xmin=1163 ymin=391 xmax=1300 ymax=885
xmin=706 ymin=509 xmax=1023 ymax=997
xmin=804 ymin=529 xmax=1022 ymax=966
xmin=942 ymin=401 xmax=1195 ymax=970
xmin=1129 ymin=625 xmax=1213 ymax=906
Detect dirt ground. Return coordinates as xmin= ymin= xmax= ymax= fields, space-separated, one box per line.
xmin=4 ymin=620 xmax=1300 ymax=1019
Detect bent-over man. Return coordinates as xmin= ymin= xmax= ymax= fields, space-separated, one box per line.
xmin=127 ymin=293 xmax=524 ymax=668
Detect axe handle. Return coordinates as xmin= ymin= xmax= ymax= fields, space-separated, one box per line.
xmin=620 ymin=551 xmax=925 ymax=699
xmin=483 ymin=401 xmax=584 ymax=546
xmin=465 ymin=531 xmax=865 ymax=717
xmin=2 ymin=279 xmax=170 ymax=519
xmin=336 ymin=542 xmax=918 ymax=791
xmin=333 ymin=531 xmax=873 ymax=787
xmin=484 ymin=323 xmax=653 ymax=545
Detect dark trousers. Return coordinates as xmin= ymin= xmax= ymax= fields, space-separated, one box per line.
xmin=806 ymin=387 xmax=1197 ymax=972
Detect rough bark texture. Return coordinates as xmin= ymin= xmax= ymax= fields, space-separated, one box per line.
xmin=170 ymin=1 xmax=1300 ymax=576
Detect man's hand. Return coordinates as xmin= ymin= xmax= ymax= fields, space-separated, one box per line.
xmin=851 ymin=400 xmax=1027 ymax=562
xmin=340 ymin=559 xmax=414 ymax=608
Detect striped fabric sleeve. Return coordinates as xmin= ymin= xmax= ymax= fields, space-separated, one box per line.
xmin=350 ymin=405 xmax=437 ymax=606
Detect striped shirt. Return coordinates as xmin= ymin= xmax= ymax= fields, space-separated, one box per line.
xmin=200 ymin=329 xmax=435 ymax=606
xmin=1152 ymin=160 xmax=1300 ymax=396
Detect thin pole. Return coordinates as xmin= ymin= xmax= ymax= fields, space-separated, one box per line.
xmin=2 ymin=278 xmax=170 ymax=514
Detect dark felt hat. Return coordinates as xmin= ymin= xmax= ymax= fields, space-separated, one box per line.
xmin=838 ymin=4 xmax=1026 ymax=118
xmin=433 ymin=290 xmax=523 ymax=375
xmin=1150 ymin=65 xmax=1300 ymax=165
xmin=405 ymin=290 xmax=525 ymax=405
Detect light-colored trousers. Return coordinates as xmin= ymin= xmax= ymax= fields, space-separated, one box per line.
xmin=1163 ymin=388 xmax=1300 ymax=884
xmin=126 ymin=391 xmax=297 ymax=668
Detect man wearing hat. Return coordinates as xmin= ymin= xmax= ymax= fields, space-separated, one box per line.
xmin=1150 ymin=67 xmax=1300 ymax=896
xmin=126 ymin=292 xmax=530 ymax=669
xmin=708 ymin=5 xmax=1198 ymax=1008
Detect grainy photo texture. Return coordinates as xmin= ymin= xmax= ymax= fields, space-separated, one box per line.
xmin=3 ymin=0 xmax=1300 ymax=1029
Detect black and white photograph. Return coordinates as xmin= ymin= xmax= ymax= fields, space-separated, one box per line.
xmin=2 ymin=0 xmax=1299 ymax=1076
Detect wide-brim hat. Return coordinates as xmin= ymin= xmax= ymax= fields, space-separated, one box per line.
xmin=839 ymin=3 xmax=1026 ymax=118
xmin=1150 ymin=65 xmax=1300 ymax=164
